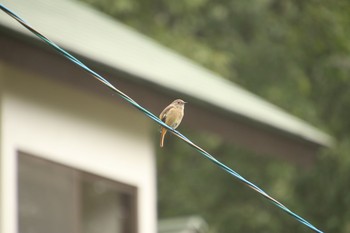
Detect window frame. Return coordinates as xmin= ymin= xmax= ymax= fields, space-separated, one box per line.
xmin=17 ymin=152 xmax=138 ymax=233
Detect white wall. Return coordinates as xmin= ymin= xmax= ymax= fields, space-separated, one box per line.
xmin=0 ymin=63 xmax=157 ymax=233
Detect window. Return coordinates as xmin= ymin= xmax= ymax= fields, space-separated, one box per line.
xmin=18 ymin=153 xmax=137 ymax=233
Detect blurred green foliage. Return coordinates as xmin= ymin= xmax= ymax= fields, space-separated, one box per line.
xmin=156 ymin=131 xmax=304 ymax=233
xmin=79 ymin=0 xmax=350 ymax=232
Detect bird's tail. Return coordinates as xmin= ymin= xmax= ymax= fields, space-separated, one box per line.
xmin=160 ymin=127 xmax=167 ymax=147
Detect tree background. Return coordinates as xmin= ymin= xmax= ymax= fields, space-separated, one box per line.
xmin=79 ymin=0 xmax=350 ymax=232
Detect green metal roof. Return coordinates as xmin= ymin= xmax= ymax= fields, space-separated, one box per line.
xmin=0 ymin=0 xmax=332 ymax=147
xmin=158 ymin=216 xmax=208 ymax=233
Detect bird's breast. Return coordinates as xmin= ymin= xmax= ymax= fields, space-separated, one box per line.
xmin=165 ymin=108 xmax=184 ymax=129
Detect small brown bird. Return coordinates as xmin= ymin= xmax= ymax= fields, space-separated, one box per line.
xmin=159 ymin=99 xmax=186 ymax=147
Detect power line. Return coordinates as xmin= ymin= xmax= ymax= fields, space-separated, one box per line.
xmin=0 ymin=4 xmax=323 ymax=233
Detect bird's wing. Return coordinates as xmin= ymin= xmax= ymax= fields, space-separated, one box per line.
xmin=159 ymin=105 xmax=173 ymax=122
